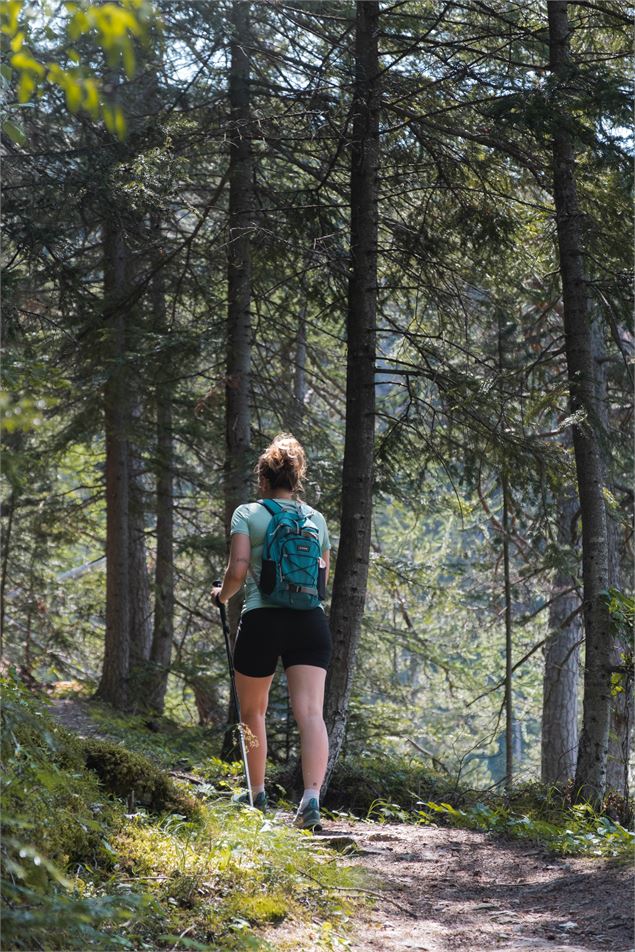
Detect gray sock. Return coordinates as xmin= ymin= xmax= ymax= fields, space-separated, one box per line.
xmin=299 ymin=787 xmax=320 ymax=810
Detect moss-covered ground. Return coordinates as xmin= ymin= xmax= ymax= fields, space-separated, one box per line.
xmin=1 ymin=671 xmax=366 ymax=951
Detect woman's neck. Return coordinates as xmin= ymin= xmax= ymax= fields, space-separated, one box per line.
xmin=261 ymin=487 xmax=294 ymax=500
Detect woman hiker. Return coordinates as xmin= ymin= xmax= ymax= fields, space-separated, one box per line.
xmin=211 ymin=433 xmax=332 ymax=831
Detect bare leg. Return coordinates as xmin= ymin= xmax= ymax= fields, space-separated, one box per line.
xmin=285 ymin=665 xmax=328 ymax=791
xmin=234 ymin=671 xmax=274 ymax=788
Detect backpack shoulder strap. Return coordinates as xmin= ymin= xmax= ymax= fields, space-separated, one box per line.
xmin=257 ymin=498 xmax=283 ymax=517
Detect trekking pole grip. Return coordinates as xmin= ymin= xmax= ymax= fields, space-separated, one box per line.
xmin=212 ymin=579 xmax=225 ymax=616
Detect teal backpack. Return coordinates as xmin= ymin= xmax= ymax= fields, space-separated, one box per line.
xmin=257 ymin=499 xmax=325 ymax=610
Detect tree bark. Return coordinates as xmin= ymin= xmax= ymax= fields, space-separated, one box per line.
xmin=94 ymin=216 xmax=130 ymax=710
xmin=127 ymin=398 xmax=153 ymax=709
xmin=291 ymin=295 xmax=308 ymax=435
xmin=541 ymin=488 xmax=582 ymax=783
xmin=188 ymin=672 xmax=227 ymax=727
xmin=502 ymin=465 xmax=514 ymax=791
xmin=221 ymin=0 xmax=254 ymax=761
xmin=548 ymin=1 xmax=612 ymax=804
xmin=224 ymin=0 xmax=253 ymax=538
xmin=592 ymin=316 xmax=633 ymax=796
xmin=0 ymin=490 xmax=15 ymax=654
xmin=147 ymin=215 xmax=175 ymax=716
xmin=322 ymin=0 xmax=379 ymax=795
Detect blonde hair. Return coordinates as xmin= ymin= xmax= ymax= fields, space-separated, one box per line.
xmin=256 ymin=433 xmax=306 ymax=493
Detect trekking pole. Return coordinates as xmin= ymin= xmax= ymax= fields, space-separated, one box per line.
xmin=213 ymin=580 xmax=253 ymax=807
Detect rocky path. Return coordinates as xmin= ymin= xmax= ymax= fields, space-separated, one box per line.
xmin=48 ymin=697 xmax=634 ymax=952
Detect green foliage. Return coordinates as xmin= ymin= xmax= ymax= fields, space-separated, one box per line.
xmin=417 ymin=799 xmax=634 ymax=859
xmin=603 ymin=586 xmax=635 ymax=641
xmin=356 ymin=775 xmax=634 ymax=859
xmin=601 ymin=587 xmax=635 ymax=699
xmin=1 ymin=672 xmax=364 ymax=950
xmin=1 ymin=672 xmax=119 ymax=867
xmin=0 ymin=0 xmax=158 ymax=139
xmin=1 ymin=671 xmax=155 ymax=948
xmin=82 ymin=695 xmax=228 ymax=772
xmin=312 ymin=753 xmax=460 ymax=816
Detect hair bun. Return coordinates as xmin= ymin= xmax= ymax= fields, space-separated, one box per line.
xmin=256 ymin=434 xmax=307 ymax=493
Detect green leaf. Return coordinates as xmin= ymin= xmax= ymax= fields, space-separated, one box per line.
xmin=63 ymin=76 xmax=82 ymax=112
xmin=2 ymin=118 xmax=26 ymax=145
xmin=114 ymin=105 xmax=126 ymax=140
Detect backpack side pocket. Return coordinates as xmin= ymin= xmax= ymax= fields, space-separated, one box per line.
xmin=317 ymin=560 xmax=326 ymax=600
xmin=260 ymin=559 xmax=276 ymax=595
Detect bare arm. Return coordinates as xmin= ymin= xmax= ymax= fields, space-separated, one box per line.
xmin=212 ymin=533 xmax=251 ymax=605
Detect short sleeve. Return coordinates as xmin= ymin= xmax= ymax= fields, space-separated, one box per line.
xmin=317 ymin=512 xmax=331 ymax=550
xmin=230 ymin=504 xmax=251 ymax=536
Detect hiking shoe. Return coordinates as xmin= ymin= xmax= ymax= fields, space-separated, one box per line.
xmin=233 ymin=790 xmax=268 ymax=813
xmin=294 ymin=797 xmax=322 ymax=832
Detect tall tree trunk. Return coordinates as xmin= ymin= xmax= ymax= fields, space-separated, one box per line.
xmin=147 ymin=215 xmax=175 ymax=716
xmin=122 ymin=210 xmax=152 ymax=709
xmin=127 ymin=398 xmax=153 ymax=710
xmin=0 ymin=490 xmax=16 ymax=654
xmin=322 ymin=0 xmax=379 ymax=795
xmin=291 ymin=296 xmax=308 ymax=435
xmin=94 ymin=216 xmax=130 ymax=710
xmin=501 ymin=465 xmax=514 ymax=790
xmin=592 ymin=316 xmax=633 ymax=796
xmin=541 ymin=488 xmax=582 ymax=783
xmin=221 ymin=0 xmax=254 ymax=760
xmin=224 ymin=0 xmax=253 ymax=537
xmin=498 ymin=313 xmax=514 ymax=791
xmin=548 ymin=1 xmax=612 ymax=805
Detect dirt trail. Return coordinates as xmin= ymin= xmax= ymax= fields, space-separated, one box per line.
xmin=304 ymin=819 xmax=634 ymax=952
xmin=48 ymin=697 xmax=634 ymax=952
xmin=48 ymin=695 xmax=116 ymax=738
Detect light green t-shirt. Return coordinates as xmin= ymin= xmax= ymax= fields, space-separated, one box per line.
xmin=230 ymin=498 xmax=331 ymax=614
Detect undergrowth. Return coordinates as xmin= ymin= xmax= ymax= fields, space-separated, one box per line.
xmin=359 ymin=786 xmax=634 ymax=859
xmin=416 ymin=798 xmax=635 ymax=858
xmin=310 ymin=753 xmax=634 ymax=859
xmin=1 ymin=671 xmax=365 ymax=951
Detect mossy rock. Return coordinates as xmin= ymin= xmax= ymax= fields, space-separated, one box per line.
xmin=81 ymin=738 xmax=202 ymax=819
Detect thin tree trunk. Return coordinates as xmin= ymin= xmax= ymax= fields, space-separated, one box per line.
xmin=221 ymin=0 xmax=254 ymax=761
xmin=127 ymin=399 xmax=153 ymax=709
xmin=548 ymin=1 xmax=612 ymax=805
xmin=502 ymin=465 xmax=513 ymax=791
xmin=147 ymin=215 xmax=175 ymax=716
xmin=119 ymin=211 xmax=152 ymax=710
xmin=291 ymin=297 xmax=308 ymax=435
xmin=592 ymin=315 xmax=633 ymax=796
xmin=224 ymin=0 xmax=253 ymax=538
xmin=498 ymin=313 xmax=514 ymax=790
xmin=94 ymin=216 xmax=130 ymax=710
xmin=322 ymin=0 xmax=380 ymax=795
xmin=0 ymin=490 xmax=15 ymax=654
xmin=541 ymin=488 xmax=582 ymax=783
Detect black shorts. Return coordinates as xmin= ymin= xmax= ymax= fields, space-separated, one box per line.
xmin=233 ymin=606 xmax=332 ymax=678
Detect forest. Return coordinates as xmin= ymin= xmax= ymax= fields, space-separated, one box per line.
xmin=1 ymin=1 xmax=633 ymax=950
